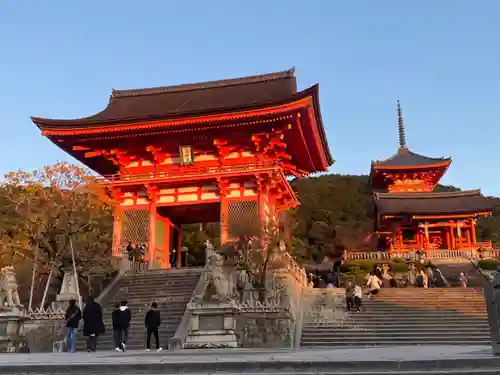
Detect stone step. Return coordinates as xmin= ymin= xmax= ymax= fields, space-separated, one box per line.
xmin=104 ymin=304 xmax=188 ymax=309
xmin=304 ymin=314 xmax=488 ymax=320
xmin=300 ymin=339 xmax=491 ymax=346
xmin=302 ymin=321 xmax=489 ymax=332
xmin=301 ymin=331 xmax=490 ymax=338
xmin=112 ymin=292 xmax=195 ymax=298
xmin=303 ymin=318 xmax=488 ymax=324
xmin=115 ymin=286 xmax=197 ymax=291
xmin=116 ymin=283 xmax=198 ymax=289
xmin=103 ymin=306 xmax=187 ymax=312
xmin=302 ymin=326 xmax=490 ymax=332
xmin=123 ymin=274 xmax=199 ymax=284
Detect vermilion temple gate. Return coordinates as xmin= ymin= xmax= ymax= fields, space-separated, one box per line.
xmin=32 ymin=69 xmax=333 ymax=269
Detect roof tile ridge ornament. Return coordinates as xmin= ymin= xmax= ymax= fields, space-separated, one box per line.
xmin=111 ymin=68 xmax=296 ymax=99
xmin=397 ymin=100 xmax=407 ymax=149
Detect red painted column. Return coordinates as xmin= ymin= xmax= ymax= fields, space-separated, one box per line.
xmin=471 ymin=220 xmax=477 ymax=246
xmin=163 ymin=220 xmax=171 ymax=269
xmin=112 ymin=205 xmax=123 ymax=257
xmin=218 ymin=178 xmax=229 ymax=245
xmin=176 ymin=227 xmax=182 ymax=268
xmin=148 ymin=202 xmax=156 ymax=270
xmin=220 ymin=195 xmax=229 ymax=244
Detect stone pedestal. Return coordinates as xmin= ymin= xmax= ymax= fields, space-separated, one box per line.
xmin=52 ymin=269 xmax=78 ymax=310
xmin=0 ymin=306 xmax=29 ymax=353
xmin=184 ymin=300 xmax=240 ymax=349
xmin=485 ymin=284 xmax=500 ymax=355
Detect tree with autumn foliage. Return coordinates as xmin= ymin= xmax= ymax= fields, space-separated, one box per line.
xmin=0 ymin=162 xmax=114 ymax=308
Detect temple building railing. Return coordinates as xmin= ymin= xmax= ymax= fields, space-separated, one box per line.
xmin=345 ymin=246 xmax=500 ymax=261
xmin=95 ymin=162 xmax=281 ymax=184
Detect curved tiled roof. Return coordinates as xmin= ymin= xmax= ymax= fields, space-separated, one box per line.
xmin=372 ymin=147 xmax=451 ymax=168
xmin=31 ymin=69 xmax=298 ymax=128
xmin=373 ymin=190 xmax=492 ymax=215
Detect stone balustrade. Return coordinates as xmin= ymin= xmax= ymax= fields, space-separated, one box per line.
xmin=345 ymin=248 xmax=500 ymax=261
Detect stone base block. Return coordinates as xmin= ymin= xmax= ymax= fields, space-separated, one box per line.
xmin=184 ymin=329 xmax=239 ymax=349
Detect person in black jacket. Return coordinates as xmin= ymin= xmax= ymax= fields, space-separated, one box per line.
xmin=144 ymin=302 xmax=162 ymax=351
xmin=64 ymin=299 xmax=81 ymax=353
xmin=82 ymin=296 xmax=105 ymax=352
xmin=112 ymin=300 xmax=131 ymax=352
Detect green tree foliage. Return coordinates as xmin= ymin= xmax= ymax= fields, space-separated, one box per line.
xmin=289 ymin=174 xmax=374 ymax=262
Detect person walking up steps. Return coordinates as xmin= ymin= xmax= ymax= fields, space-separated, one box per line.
xmin=112 ymin=300 xmax=131 ymax=352
xmin=145 ymin=302 xmax=162 ymax=352
xmin=82 ymin=296 xmax=105 ymax=353
xmin=64 ymin=299 xmax=81 ymax=353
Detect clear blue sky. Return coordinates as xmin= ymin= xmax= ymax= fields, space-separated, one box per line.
xmin=1 ymin=1 xmax=499 ymax=194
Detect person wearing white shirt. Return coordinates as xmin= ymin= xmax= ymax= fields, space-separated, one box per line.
xmin=353 ymin=284 xmax=362 ymax=312
xmin=366 ymin=272 xmax=382 ymax=298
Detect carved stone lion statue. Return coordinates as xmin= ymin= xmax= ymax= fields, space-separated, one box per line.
xmin=204 ymin=253 xmax=230 ymax=302
xmin=407 ymin=263 xmax=417 ymax=286
xmin=0 ymin=266 xmax=21 ymax=307
xmin=204 ymin=240 xmax=215 ymax=266
xmin=381 ymin=263 xmax=392 ymax=280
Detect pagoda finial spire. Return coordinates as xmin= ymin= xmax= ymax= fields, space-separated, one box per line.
xmin=397 ymin=100 xmax=406 ymax=148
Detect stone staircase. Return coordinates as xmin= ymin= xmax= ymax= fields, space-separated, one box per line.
xmin=300 ymin=287 xmax=490 ymax=347
xmin=77 ymin=267 xmax=202 ymax=351
xmin=433 ymin=259 xmax=489 ymax=287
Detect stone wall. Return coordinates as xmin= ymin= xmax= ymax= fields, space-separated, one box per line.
xmin=25 ymin=319 xmax=65 ymax=353
xmin=235 ymin=267 xmax=305 ymax=348
xmin=238 ymin=311 xmax=293 ymax=348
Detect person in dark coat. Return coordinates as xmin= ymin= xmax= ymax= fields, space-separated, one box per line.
xmin=112 ymin=300 xmax=131 ymax=352
xmin=82 ymin=296 xmax=105 ymax=352
xmin=144 ymin=302 xmax=162 ymax=351
xmin=64 ymin=299 xmax=81 ymax=353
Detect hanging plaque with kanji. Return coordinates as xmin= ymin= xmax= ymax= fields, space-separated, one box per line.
xmin=179 ymin=145 xmax=194 ymax=166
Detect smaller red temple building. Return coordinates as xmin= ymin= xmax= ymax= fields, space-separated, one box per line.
xmin=31 ymin=69 xmax=333 ymax=269
xmin=370 ymin=102 xmax=492 ymax=253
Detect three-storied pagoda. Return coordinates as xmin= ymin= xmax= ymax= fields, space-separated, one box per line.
xmin=32 ymin=69 xmax=333 ymax=268
xmin=371 ymin=102 xmax=492 ymax=253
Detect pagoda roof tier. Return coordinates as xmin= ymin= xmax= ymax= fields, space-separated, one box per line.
xmin=373 ymin=190 xmax=492 ymax=216
xmin=371 ymin=146 xmax=451 ymax=169
xmin=32 ymin=69 xmax=298 ymax=128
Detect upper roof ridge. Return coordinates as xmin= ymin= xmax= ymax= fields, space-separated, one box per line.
xmin=111 ymin=68 xmax=296 ymax=99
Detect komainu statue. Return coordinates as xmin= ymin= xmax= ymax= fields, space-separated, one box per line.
xmin=203 ymin=253 xmax=230 ymax=302
xmin=204 ymin=240 xmax=215 ymax=266
xmin=0 ymin=266 xmax=21 ymax=307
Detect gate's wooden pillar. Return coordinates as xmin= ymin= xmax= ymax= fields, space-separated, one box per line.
xmin=112 ymin=205 xmax=123 ymax=257
xmin=176 ymin=226 xmax=182 ymax=268
xmin=218 ymin=178 xmax=229 ymax=245
xmin=147 ymin=186 xmax=157 ymax=269
xmin=163 ymin=218 xmax=172 ymax=269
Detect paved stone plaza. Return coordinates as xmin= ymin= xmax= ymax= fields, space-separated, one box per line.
xmin=0 ymin=345 xmax=499 ymax=374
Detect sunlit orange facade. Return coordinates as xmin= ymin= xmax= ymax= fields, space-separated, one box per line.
xmin=32 ymin=69 xmax=333 ymax=268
